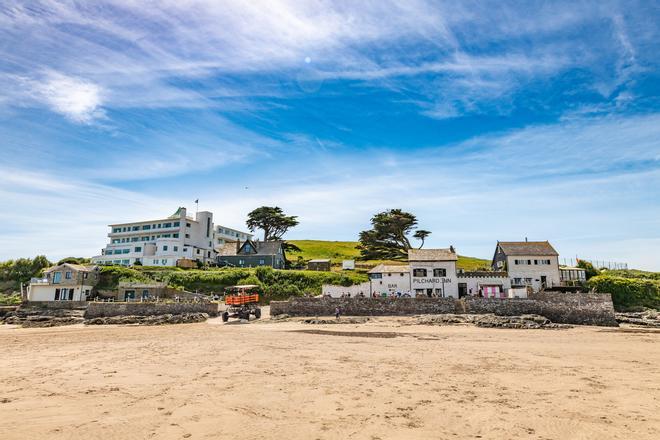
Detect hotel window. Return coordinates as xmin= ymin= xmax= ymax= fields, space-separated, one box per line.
xmin=433 ymin=268 xmax=446 ymax=277
xmin=413 ymin=268 xmax=427 ymax=277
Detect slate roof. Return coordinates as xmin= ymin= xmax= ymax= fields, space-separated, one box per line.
xmin=220 ymin=240 xmax=285 ymax=256
xmin=44 ymin=263 xmax=97 ymax=273
xmin=368 ymin=264 xmax=410 ymax=274
xmin=497 ymin=241 xmax=558 ymax=256
xmin=407 ymin=248 xmax=458 ymax=261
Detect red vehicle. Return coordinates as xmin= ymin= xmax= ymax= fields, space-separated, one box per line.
xmin=222 ymin=285 xmax=262 ymax=322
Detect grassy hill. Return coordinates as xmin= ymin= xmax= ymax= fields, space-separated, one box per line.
xmin=287 ymin=240 xmax=491 ymax=271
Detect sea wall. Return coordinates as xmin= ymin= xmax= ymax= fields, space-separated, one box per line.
xmin=85 ymin=302 xmax=218 ymax=318
xmin=270 ymin=292 xmax=617 ymax=326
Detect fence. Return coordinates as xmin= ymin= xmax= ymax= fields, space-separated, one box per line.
xmin=561 ymin=258 xmax=628 ymax=270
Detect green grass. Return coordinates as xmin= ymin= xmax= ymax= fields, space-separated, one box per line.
xmin=287 ymin=240 xmax=490 ymax=270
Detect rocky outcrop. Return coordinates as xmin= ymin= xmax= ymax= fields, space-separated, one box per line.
xmin=616 ymin=310 xmax=660 ymax=328
xmin=0 ymin=307 xmax=85 ymax=328
xmin=85 ymin=313 xmax=209 ymax=326
xmin=414 ymin=314 xmax=571 ymax=329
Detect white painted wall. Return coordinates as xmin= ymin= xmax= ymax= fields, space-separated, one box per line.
xmin=410 ymin=261 xmax=458 ymax=298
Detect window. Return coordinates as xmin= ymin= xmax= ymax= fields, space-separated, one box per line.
xmin=163 ymin=245 xmax=168 ymax=251
xmin=53 ymin=272 xmax=62 ymax=284
xmin=142 ymin=225 xmax=151 ymax=230
xmin=433 ymin=268 xmax=446 ymax=277
xmin=135 ymin=247 xmax=142 ymax=252
xmin=173 ymin=246 xmax=178 ymax=252
xmin=413 ymin=268 xmax=427 ymax=277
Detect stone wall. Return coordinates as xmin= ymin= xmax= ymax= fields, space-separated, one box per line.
xmin=84 ymin=302 xmax=218 ymax=318
xmin=26 ymin=301 xmax=88 ymax=309
xmin=270 ymin=292 xmax=617 ymax=326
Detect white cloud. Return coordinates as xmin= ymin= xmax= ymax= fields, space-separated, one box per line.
xmin=25 ymin=72 xmax=105 ymax=123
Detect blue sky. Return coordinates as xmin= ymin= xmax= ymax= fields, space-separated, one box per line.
xmin=1 ymin=1 xmax=659 ymax=269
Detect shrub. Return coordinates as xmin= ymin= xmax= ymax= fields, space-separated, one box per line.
xmin=589 ymin=275 xmax=660 ymax=310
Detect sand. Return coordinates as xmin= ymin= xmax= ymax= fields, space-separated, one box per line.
xmin=1 ymin=311 xmax=659 ymax=440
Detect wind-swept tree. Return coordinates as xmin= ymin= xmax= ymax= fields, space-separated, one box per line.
xmin=413 ymin=230 xmax=432 ymax=249
xmin=246 ymin=206 xmax=299 ymax=241
xmin=358 ymin=209 xmax=431 ymax=260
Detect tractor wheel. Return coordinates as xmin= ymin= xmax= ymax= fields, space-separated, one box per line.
xmin=254 ymin=308 xmax=261 ymax=319
xmin=222 ymin=311 xmax=229 ymax=322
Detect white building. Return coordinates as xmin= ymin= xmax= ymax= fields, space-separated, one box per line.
xmin=214 ymin=225 xmax=253 ymax=251
xmin=92 ymin=207 xmax=215 ymax=267
xmin=408 ymin=248 xmax=459 ymax=298
xmin=27 ymin=263 xmax=99 ymax=302
xmin=368 ymin=264 xmax=411 ymax=296
xmin=491 ymin=241 xmax=561 ymax=291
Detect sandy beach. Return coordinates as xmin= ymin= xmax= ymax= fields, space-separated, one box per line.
xmin=1 ymin=313 xmax=659 ymax=440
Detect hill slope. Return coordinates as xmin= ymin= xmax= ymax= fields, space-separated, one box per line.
xmin=287 ymin=240 xmax=491 ymax=271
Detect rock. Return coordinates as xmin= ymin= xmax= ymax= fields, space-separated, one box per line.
xmin=302 ymin=317 xmax=369 ymax=325
xmin=84 ymin=313 xmax=209 ymax=326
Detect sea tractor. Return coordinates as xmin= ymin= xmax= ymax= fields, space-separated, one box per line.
xmin=221 ymin=285 xmax=262 ymax=322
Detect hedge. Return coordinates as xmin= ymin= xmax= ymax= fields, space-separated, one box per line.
xmin=589 ymin=275 xmax=660 ymax=310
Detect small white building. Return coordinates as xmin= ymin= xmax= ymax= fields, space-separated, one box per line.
xmin=408 ymin=248 xmax=459 ymax=298
xmin=368 ymin=264 xmax=411 ymax=296
xmin=92 ymin=207 xmax=216 ymax=267
xmin=27 ymin=263 xmax=99 ymax=302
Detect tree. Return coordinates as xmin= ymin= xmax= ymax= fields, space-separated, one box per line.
xmin=358 ymin=209 xmax=431 ymax=260
xmin=577 ymin=260 xmax=599 ymax=280
xmin=413 ymin=230 xmax=431 ymax=249
xmin=246 ymin=206 xmax=299 ymax=241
